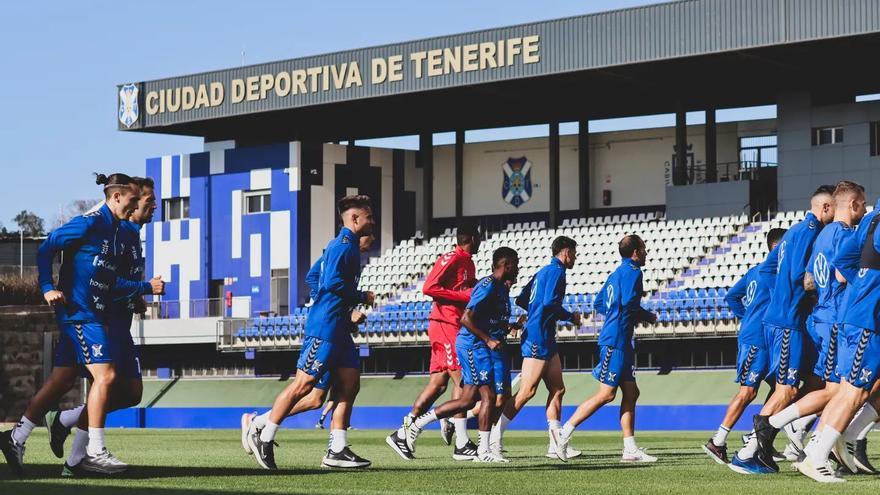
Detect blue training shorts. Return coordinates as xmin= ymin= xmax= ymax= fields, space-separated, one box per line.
xmin=735 ymin=343 xmax=770 ymax=388
xmin=297 ymin=336 xmax=359 ymax=380
xmin=61 ymin=321 xmax=113 ymax=365
xmin=457 ymin=335 xmax=494 ymax=388
xmin=520 ymin=335 xmax=558 ymax=361
xmin=837 ymin=325 xmax=880 ymax=391
xmin=490 ymin=345 xmax=511 ymax=395
xmin=592 ymin=345 xmax=635 ymax=387
xmin=766 ymin=324 xmax=805 ymax=386
xmin=812 ymin=321 xmax=841 ymax=383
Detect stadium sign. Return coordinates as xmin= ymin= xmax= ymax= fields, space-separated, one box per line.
xmin=133 ymin=35 xmax=540 ymax=125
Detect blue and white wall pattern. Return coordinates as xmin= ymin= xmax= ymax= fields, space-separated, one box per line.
xmin=144 ymin=141 xmax=421 ymax=317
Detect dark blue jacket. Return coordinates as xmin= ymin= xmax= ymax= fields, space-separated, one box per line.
xmin=37 ymin=204 xmax=149 ymax=323
xmin=516 ymin=257 xmax=573 ymax=346
xmin=304 ymin=227 xmax=368 ymax=341
xmin=595 ymin=258 xmax=650 ymax=349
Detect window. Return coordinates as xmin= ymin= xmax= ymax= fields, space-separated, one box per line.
xmin=162 ymin=197 xmax=189 ymax=221
xmin=812 ymin=126 xmax=844 ymax=146
xmin=871 ymin=122 xmax=880 ymax=157
xmin=244 ymin=190 xmax=271 ymax=214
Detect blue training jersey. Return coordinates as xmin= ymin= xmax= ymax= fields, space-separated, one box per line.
xmin=37 ymin=204 xmax=144 ymax=323
xmin=833 ymin=201 xmax=880 ymax=322
xmin=842 ymin=212 xmax=880 ymax=332
xmin=108 ymin=221 xmax=151 ymax=330
xmin=806 ymin=221 xmax=853 ymax=324
xmin=305 ymin=227 xmax=368 ymax=342
xmin=726 ymin=255 xmax=776 ymax=346
xmin=458 ymin=275 xmax=511 ymax=347
xmin=762 ymin=212 xmax=824 ymax=330
xmin=515 ymin=257 xmax=573 ymax=345
xmin=306 ymin=256 xmax=324 ymax=301
xmin=594 ymin=258 xmax=650 ymax=349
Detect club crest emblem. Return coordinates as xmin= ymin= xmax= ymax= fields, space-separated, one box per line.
xmin=118 ymin=83 xmax=139 ymax=128
xmin=91 ymin=344 xmax=103 ymax=358
xmin=743 ymin=280 xmax=757 ymax=307
xmin=502 ymin=157 xmax=532 ymax=208
xmin=813 ymin=253 xmax=829 ymax=289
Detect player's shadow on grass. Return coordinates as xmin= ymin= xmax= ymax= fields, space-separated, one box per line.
xmin=4 ymin=463 xmax=333 ymax=480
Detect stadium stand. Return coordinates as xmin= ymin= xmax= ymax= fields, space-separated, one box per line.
xmin=218 ymin=205 xmax=874 ymax=351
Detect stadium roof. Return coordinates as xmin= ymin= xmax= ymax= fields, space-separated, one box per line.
xmin=118 ymin=0 xmax=880 ymax=142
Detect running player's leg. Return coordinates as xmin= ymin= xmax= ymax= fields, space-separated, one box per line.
xmin=706 ymin=343 xmax=767 ymax=464
xmin=541 ymin=353 xmax=579 ymax=458
xmin=322 ymin=366 xmax=370 ymax=468
xmin=448 ymin=368 xmax=472 ymax=451
xmin=619 ymin=377 xmax=654 ymax=462
xmin=554 ymin=345 xmax=624 ymax=462
xmin=752 ymin=325 xmax=803 ymax=470
xmin=473 ymin=384 xmax=500 ymax=462
xmin=247 ymin=336 xmax=327 ymax=469
xmin=403 ymin=344 xmax=490 ymax=458
xmin=498 ymin=357 xmax=546 ymax=424
xmin=0 ymin=364 xmax=79 ymax=475
xmin=798 ymin=325 xmax=880 ymax=481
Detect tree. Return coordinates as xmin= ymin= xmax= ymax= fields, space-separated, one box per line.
xmin=52 ymin=199 xmax=100 ymax=229
xmin=14 ymin=210 xmax=45 ymax=236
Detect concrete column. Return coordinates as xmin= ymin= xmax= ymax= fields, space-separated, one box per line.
xmin=455 ymin=130 xmax=464 ymax=219
xmin=549 ymin=122 xmax=560 ymax=229
xmin=419 ymin=132 xmax=433 ymax=238
xmin=705 ymin=108 xmax=717 ymax=183
xmin=578 ymin=119 xmax=590 ymax=216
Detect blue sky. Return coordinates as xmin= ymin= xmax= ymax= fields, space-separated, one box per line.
xmin=0 ymin=0 xmax=773 ymax=230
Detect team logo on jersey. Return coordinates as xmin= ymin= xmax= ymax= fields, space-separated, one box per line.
xmin=608 ymin=372 xmax=617 ymax=382
xmin=479 ymin=370 xmax=489 ymax=381
xmin=91 ymin=344 xmax=103 ymax=358
xmin=814 ymin=253 xmax=830 ymax=289
xmin=502 ymin=157 xmax=532 ymax=208
xmin=118 ymin=83 xmax=139 ymax=128
xmin=748 ymin=371 xmax=759 ymax=383
xmin=859 ymin=267 xmax=869 ymax=278
xmin=743 ymin=280 xmax=757 ymax=307
xmin=861 ymin=368 xmax=874 ymax=383
xmin=787 ymin=368 xmax=798 ymax=381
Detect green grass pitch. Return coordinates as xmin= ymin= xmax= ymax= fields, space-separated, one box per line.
xmin=1 ymin=429 xmax=878 ymax=494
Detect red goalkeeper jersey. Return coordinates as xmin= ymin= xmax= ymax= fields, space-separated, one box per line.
xmin=422 ymin=246 xmax=476 ymax=326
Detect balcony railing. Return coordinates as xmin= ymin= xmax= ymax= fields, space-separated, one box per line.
xmin=142 ymin=298 xmax=225 ymax=319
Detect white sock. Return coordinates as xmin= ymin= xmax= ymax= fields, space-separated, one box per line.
xmin=791 ymin=413 xmax=818 ymax=433
xmin=738 ymin=436 xmax=758 ymax=459
xmin=252 ymin=411 xmax=271 ymax=430
xmin=712 ymin=425 xmax=730 ymax=447
xmin=807 ymin=425 xmax=841 ymax=463
xmin=548 ymin=419 xmax=561 ymax=430
xmin=59 ymin=405 xmax=85 ymax=429
xmin=11 ymin=416 xmax=36 ymax=445
xmin=846 ymin=403 xmax=879 ymax=442
xmin=623 ymin=436 xmax=638 ymax=452
xmin=497 ymin=413 xmax=512 ymax=434
xmin=260 ymin=420 xmax=279 ymax=443
xmin=330 ymin=429 xmax=347 ymax=452
xmin=67 ymin=428 xmax=88 ymax=466
xmin=477 ymin=430 xmax=490 ymax=454
xmin=86 ymin=427 xmax=105 ymax=456
xmin=561 ymin=421 xmax=576 ymax=440
xmin=466 ymin=410 xmax=476 ymax=420
xmin=397 ymin=413 xmax=416 ymax=436
xmin=414 ymin=410 xmax=438 ymax=429
xmin=769 ymin=404 xmax=800 ymax=429
xmin=452 ymin=418 xmax=469 ymax=449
